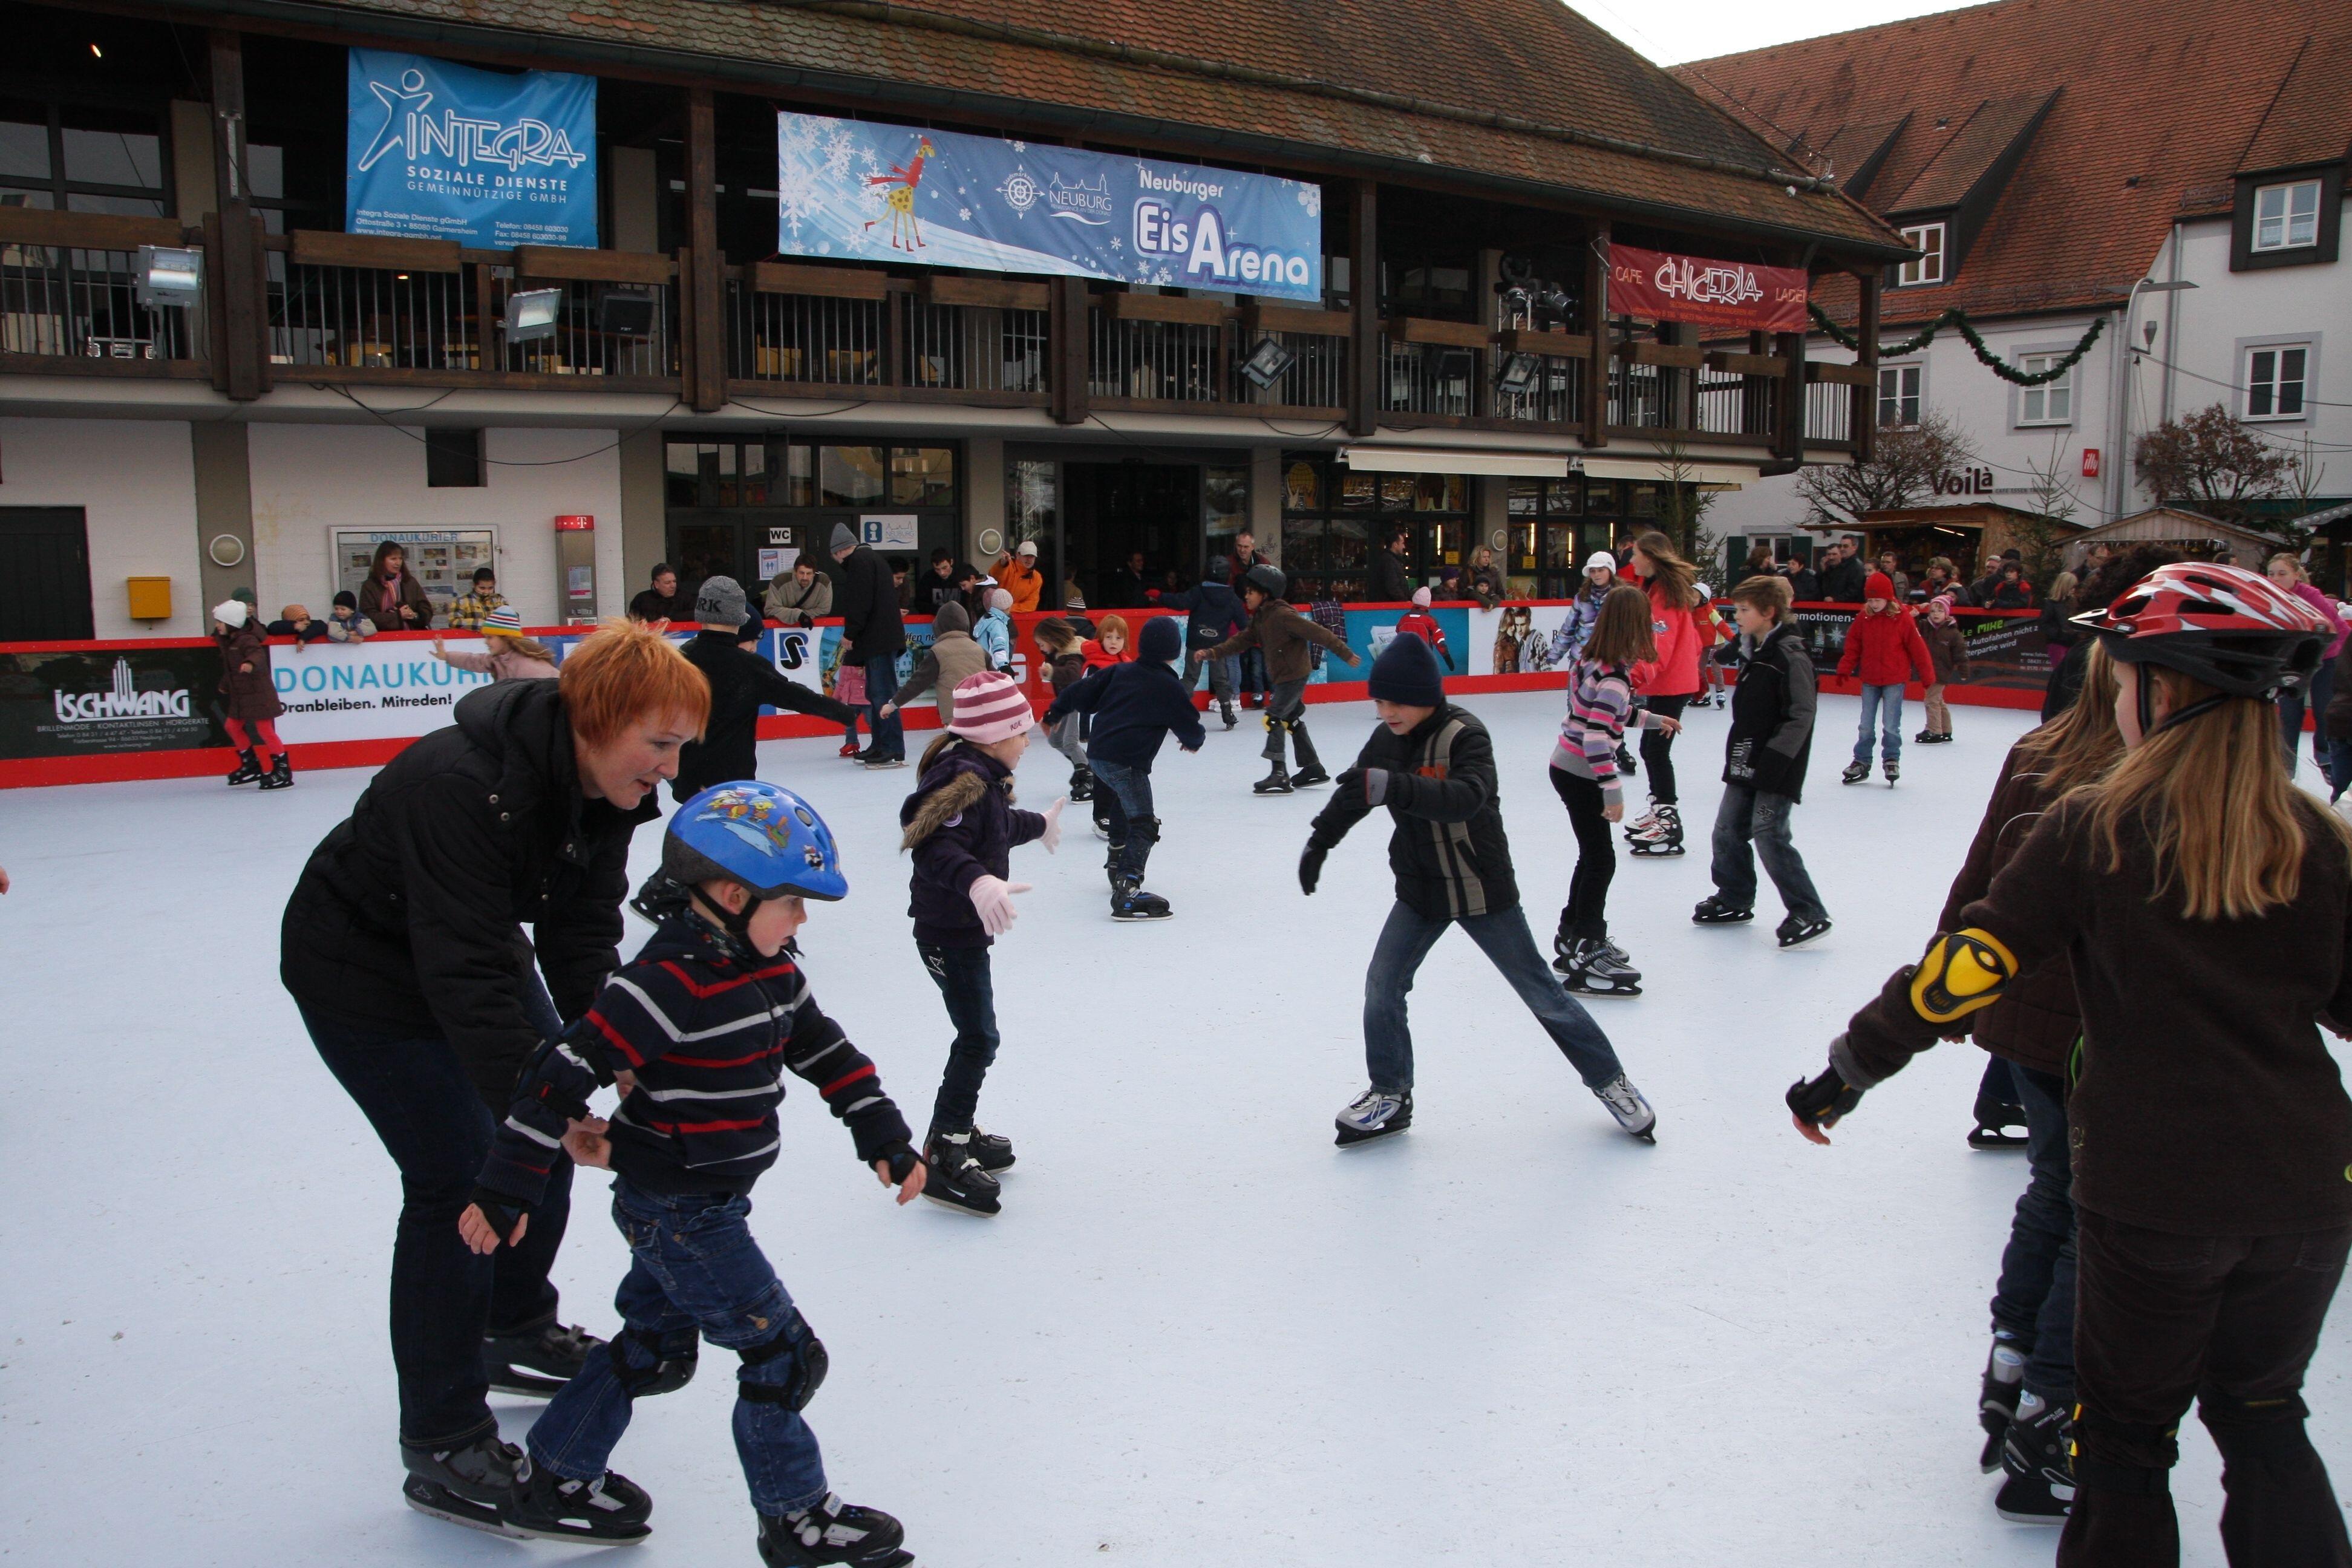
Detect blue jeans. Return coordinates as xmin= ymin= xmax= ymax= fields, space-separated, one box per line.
xmin=863 ymin=653 xmax=904 ymax=760
xmin=527 ymin=1180 xmax=827 ymax=1517
xmin=1708 ymin=783 xmax=1826 ymax=923
xmin=301 ymin=974 xmax=577 ymax=1447
xmin=1852 ymin=682 xmax=1904 ymax=765
xmin=2281 ymin=659 xmax=2335 ymax=779
xmin=1990 ymin=1062 xmax=2076 ymax=1402
xmin=1362 ymin=901 xmax=1624 ymax=1092
xmin=920 ymin=942 xmax=1001 ymax=1134
xmin=1088 ymin=756 xmax=1154 ymax=840
xmin=2330 ymin=738 xmax=2352 ymax=803
xmin=1241 ymin=647 xmax=1267 ymax=697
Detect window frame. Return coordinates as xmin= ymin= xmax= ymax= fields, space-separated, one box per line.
xmin=424 ymin=428 xmax=486 ymax=488
xmin=2239 ymin=338 xmax=2316 ymax=424
xmin=2010 ymin=345 xmax=2077 ymax=428
xmin=1878 ymin=362 xmax=1923 ymax=428
xmin=2231 ymin=167 xmax=2344 ymax=271
xmin=0 ymin=95 xmax=172 ymax=218
xmin=2252 ymin=179 xmax=2323 ymax=253
xmin=1896 ymin=222 xmax=1946 ymax=287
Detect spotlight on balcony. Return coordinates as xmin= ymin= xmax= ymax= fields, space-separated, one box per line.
xmin=503 ymin=287 xmax=564 ymax=343
xmin=134 ymin=244 xmax=203 ymax=309
xmin=1238 ymin=334 xmax=1298 ymax=391
xmin=598 ymin=289 xmax=656 ymax=337
xmin=1495 ymin=351 xmax=1541 ymax=396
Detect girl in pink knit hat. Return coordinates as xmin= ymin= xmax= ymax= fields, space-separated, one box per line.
xmin=896 ymin=670 xmax=1066 ymax=1217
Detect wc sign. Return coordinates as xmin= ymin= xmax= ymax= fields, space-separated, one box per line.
xmin=859 ymin=514 xmax=920 ymax=549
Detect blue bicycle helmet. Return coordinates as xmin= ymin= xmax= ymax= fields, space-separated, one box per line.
xmin=660 ymin=780 xmax=848 ymax=903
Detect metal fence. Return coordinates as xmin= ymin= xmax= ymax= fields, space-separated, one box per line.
xmin=1380 ymin=338 xmax=1477 ymax=416
xmin=1090 ymin=314 xmax=1221 ymax=402
xmin=1231 ymin=329 xmax=1347 ymax=411
xmin=1805 ymin=379 xmax=1855 ymax=444
xmin=0 ymin=243 xmax=204 ymax=361
xmin=489 ymin=272 xmax=675 ymax=380
xmin=728 ymin=281 xmax=886 ymax=386
xmin=901 ymin=301 xmax=1048 ymax=394
xmin=269 ymin=262 xmax=475 ymax=370
xmin=1695 ymin=370 xmax=1777 ymax=440
xmin=1491 ymin=353 xmax=1584 ymax=426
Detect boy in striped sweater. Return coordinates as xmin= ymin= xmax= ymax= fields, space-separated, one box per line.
xmin=457 ymin=780 xmax=926 ymax=1567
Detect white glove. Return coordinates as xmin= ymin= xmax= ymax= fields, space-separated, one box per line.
xmin=968 ymin=875 xmax=1031 ymax=935
xmin=1039 ymin=795 xmax=1068 ymax=854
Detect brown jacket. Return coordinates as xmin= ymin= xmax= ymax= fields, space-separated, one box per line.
xmin=1207 ymin=599 xmax=1359 ymax=685
xmin=1935 ymin=743 xmax=2077 ymax=1076
xmin=1921 ymin=619 xmax=1970 ymax=685
xmin=215 ymin=622 xmax=284 ymax=722
xmin=360 ymin=570 xmax=435 ymax=633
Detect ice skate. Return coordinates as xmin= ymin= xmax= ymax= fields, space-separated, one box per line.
xmin=1841 ymin=759 xmax=1870 ymax=785
xmin=1111 ymin=877 xmax=1172 ymax=920
xmin=758 ymin=1494 xmax=913 ymax=1568
xmin=1219 ymin=699 xmax=1238 ymax=729
xmin=1558 ymin=938 xmax=1642 ymax=997
xmin=258 ymin=753 xmax=295 ymax=790
xmin=967 ymin=1125 xmax=1014 ymax=1174
xmin=1334 ymin=1086 xmax=1411 ymax=1146
xmin=1592 ymin=1073 xmax=1658 ymax=1141
xmin=483 ymin=1318 xmax=604 ymax=1397
xmin=1883 ymin=760 xmax=1900 ymax=786
xmin=1691 ymin=895 xmax=1754 ymax=925
xmin=1615 ymin=742 xmax=1638 ymax=779
xmin=224 ymin=748 xmax=263 ymax=786
xmin=1290 ymin=764 xmax=1331 ymax=788
xmin=860 ymin=754 xmax=905 ymax=770
xmin=1627 ymin=803 xmax=1683 ymax=855
xmin=1621 ymin=796 xmax=1661 ymax=840
xmin=838 ymin=740 xmax=861 ymax=759
xmin=1978 ymin=1337 xmax=2027 ymax=1472
xmin=401 ymin=1434 xmax=525 ymax=1535
xmin=500 ymin=1455 xmax=653 ymax=1543
xmin=1775 ymin=915 xmax=1832 ymax=950
xmin=1252 ymin=763 xmax=1294 ymax=795
xmin=923 ymin=1130 xmax=1002 ymax=1217
xmin=1968 ymin=1086 xmax=2029 ymax=1149
xmin=1994 ymin=1396 xmax=2074 ymax=1524
xmin=1069 ymin=765 xmax=1095 ymax=801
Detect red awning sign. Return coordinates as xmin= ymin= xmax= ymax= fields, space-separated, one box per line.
xmin=1608 ymin=244 xmax=1809 ymax=333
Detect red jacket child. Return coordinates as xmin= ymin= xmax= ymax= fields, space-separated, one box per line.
xmin=1395 ymin=590 xmax=1457 ymax=670
xmin=1836 ymin=572 xmax=1936 ymax=687
xmin=1082 ymin=613 xmax=1138 ymax=670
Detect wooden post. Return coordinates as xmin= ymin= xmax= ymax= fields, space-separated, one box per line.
xmin=1583 ymin=221 xmax=1609 ymax=448
xmin=1050 ymin=275 xmax=1089 ymax=424
xmin=206 ymin=31 xmax=266 ymax=400
xmin=1852 ymin=270 xmax=1881 ymax=463
xmin=1348 ymin=179 xmax=1378 ymax=437
xmin=684 ymin=89 xmax=725 ymax=413
xmin=1774 ymin=325 xmax=1806 ymax=463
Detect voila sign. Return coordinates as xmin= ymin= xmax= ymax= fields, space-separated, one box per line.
xmin=1930 ymin=466 xmax=1998 ymax=497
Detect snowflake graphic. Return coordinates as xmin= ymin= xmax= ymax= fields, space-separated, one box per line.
xmin=780 ymin=116 xmax=822 ymax=160
xmin=1295 ymin=184 xmax=1322 ymax=218
xmin=1010 ymin=140 xmax=1027 ymax=152
xmin=1110 ymin=237 xmax=1123 ymax=252
xmin=822 ymin=128 xmax=858 ymax=179
xmin=959 ymin=207 xmax=972 ymax=221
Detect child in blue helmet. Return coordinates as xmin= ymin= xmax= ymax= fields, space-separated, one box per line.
xmin=456 ymin=780 xmax=926 ymax=1567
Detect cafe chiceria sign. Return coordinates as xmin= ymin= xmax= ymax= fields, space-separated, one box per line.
xmin=1607 ymin=244 xmax=1809 ymax=333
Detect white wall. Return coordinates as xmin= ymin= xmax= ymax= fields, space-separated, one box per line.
xmin=0 ymin=417 xmax=203 ymax=637
xmin=248 ymin=425 xmax=626 ymax=626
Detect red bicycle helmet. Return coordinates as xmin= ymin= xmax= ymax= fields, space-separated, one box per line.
xmin=2073 ymin=561 xmax=2329 ymax=698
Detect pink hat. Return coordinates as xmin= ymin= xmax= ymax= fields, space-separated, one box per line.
xmin=1411 ymin=586 xmax=1432 ymax=607
xmin=947 ymin=670 xmax=1033 ymax=744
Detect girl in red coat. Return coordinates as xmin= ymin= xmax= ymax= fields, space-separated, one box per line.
xmin=1623 ymin=531 xmax=1705 ymax=856
xmin=1836 ymin=571 xmax=1936 ymax=785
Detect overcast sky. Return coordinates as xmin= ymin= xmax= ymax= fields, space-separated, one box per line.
xmin=1579 ymin=0 xmax=1968 ymax=65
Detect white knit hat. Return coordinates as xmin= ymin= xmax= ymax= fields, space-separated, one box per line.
xmin=1584 ymin=552 xmax=1616 ymax=573
xmin=213 ymin=599 xmax=248 ymax=628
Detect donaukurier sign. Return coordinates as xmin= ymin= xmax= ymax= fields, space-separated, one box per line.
xmin=1607 ymin=244 xmax=1809 ymax=333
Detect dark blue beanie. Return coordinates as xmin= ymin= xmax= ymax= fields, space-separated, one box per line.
xmin=1367 ymin=632 xmax=1443 ymax=706
xmin=1138 ymin=615 xmax=1183 ymax=664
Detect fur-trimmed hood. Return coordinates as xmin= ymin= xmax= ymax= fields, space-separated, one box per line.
xmin=899 ymin=743 xmax=1013 ymax=851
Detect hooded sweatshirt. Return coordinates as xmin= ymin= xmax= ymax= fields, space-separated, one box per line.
xmin=1043 ymin=618 xmax=1206 ymax=768
xmin=889 ymin=603 xmax=992 ymax=722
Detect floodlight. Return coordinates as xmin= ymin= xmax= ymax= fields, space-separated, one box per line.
xmin=1238 ymin=334 xmax=1297 ymax=390
xmin=135 ymin=244 xmax=202 ymax=309
xmin=503 ymin=287 xmax=564 ymax=342
xmin=598 ymin=290 xmax=656 ymax=336
xmin=1495 ymin=351 xmax=1541 ymax=395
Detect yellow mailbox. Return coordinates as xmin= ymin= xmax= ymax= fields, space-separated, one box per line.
xmin=126 ymin=576 xmax=174 ymax=622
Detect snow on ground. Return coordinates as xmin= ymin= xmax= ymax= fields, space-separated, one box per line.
xmin=2 ymin=690 xmax=2341 ymax=1567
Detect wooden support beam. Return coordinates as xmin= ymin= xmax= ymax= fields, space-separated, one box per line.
xmin=206 ymin=30 xmax=267 ymax=400
xmin=1050 ymin=275 xmax=1089 ymax=424
xmin=1348 ymin=179 xmax=1378 ymax=438
xmin=1853 ymin=271 xmax=1881 ymax=463
xmin=1583 ymin=221 xmax=1609 ymax=448
xmin=684 ymin=88 xmax=725 ymax=413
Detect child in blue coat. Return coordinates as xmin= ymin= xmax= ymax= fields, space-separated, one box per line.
xmin=1045 ymin=615 xmax=1206 ymax=921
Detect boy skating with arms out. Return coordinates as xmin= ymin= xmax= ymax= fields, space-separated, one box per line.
xmin=457 ymin=781 xmax=927 ymax=1566
xmin=1203 ymin=564 xmax=1362 ymax=794
xmin=1297 ymin=633 xmax=1657 ymax=1146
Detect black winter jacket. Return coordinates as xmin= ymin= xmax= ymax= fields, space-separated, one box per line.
xmin=1369 ymin=549 xmax=1415 ymax=604
xmin=1723 ymin=622 xmax=1816 ymax=802
xmin=1044 ymin=660 xmax=1206 ymax=768
xmin=899 ymin=744 xmax=1047 ymax=948
xmin=1308 ymin=705 xmax=1520 ymax=920
xmin=281 ymin=680 xmax=658 ymax=1103
xmin=1160 ymin=581 xmax=1249 ymax=651
xmin=674 ymin=629 xmax=856 ymax=800
xmin=834 ymin=545 xmax=907 ymax=664
xmin=1816 ymin=556 xmax=1869 ymax=604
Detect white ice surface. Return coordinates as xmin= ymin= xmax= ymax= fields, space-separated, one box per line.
xmin=2 ymin=690 xmax=2344 ymax=1566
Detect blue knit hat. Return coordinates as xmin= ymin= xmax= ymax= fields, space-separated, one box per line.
xmin=1138 ymin=615 xmax=1182 ymax=664
xmin=1367 ymin=631 xmax=1443 ymax=707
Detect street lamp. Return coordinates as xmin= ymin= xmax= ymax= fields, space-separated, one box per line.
xmin=2109 ymin=276 xmax=2198 ymax=519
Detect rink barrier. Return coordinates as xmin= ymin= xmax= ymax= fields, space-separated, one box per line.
xmin=0 ymin=601 xmax=2064 ymax=788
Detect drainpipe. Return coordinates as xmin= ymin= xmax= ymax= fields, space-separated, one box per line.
xmin=2159 ymin=220 xmax=2184 ymax=428
xmin=2108 ymin=282 xmax=2143 ymax=521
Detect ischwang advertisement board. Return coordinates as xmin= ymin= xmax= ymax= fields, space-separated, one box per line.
xmin=0 ymin=645 xmax=227 ymax=759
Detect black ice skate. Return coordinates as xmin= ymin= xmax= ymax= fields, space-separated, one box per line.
xmin=1775 ymin=915 xmax=1832 ymax=950
xmin=401 ymin=1434 xmax=524 ymax=1535
xmin=1841 ymin=759 xmax=1870 ymax=785
xmin=1290 ymin=764 xmax=1331 ymax=788
xmin=967 ymin=1125 xmax=1014 ymax=1174
xmin=1616 ymin=742 xmax=1638 ymax=779
xmin=1558 ymin=938 xmax=1642 ymax=997
xmin=500 ymin=1454 xmax=653 ymax=1543
xmin=1252 ymin=763 xmax=1294 ymax=795
xmin=483 ymin=1319 xmax=605 ymax=1397
xmin=1069 ymin=765 xmax=1095 ymax=800
xmin=1334 ymin=1086 xmax=1412 ymax=1146
xmin=1219 ymin=699 xmax=1238 ymax=730
xmin=1111 ymin=878 xmax=1172 ymax=920
xmin=1979 ymin=1337 xmax=2027 ymax=1472
xmin=1883 ymin=760 xmax=1900 ymax=786
xmin=1914 ymin=728 xmax=1936 ymax=744
xmin=759 ymin=1494 xmax=914 ymax=1568
xmin=1691 ymin=895 xmax=1754 ymax=926
xmin=1995 ymin=1396 xmax=2075 ymax=1524
xmin=1627 ymin=804 xmax=1684 ymax=855
xmin=258 ymin=753 xmax=295 ymax=790
xmin=224 ymin=748 xmax=263 ymax=786
xmin=1592 ymin=1073 xmax=1658 ymax=1141
xmin=923 ymin=1130 xmax=1003 ymax=1217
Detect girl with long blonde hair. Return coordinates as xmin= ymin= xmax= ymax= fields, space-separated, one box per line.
xmin=1789 ymin=563 xmax=2352 ymax=1564
xmin=1621 ymin=530 xmax=1704 ymax=855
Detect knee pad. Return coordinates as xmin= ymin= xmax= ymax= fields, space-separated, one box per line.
xmin=2072 ymin=1405 xmax=2180 ymax=1492
xmin=1264 ymin=713 xmax=1287 ymax=734
xmin=736 ymin=1310 xmax=828 ymax=1411
xmin=2203 ymin=1392 xmax=2318 ymax=1463
xmin=1129 ymin=815 xmax=1161 ymax=846
xmin=610 ymin=1326 xmax=699 ymax=1397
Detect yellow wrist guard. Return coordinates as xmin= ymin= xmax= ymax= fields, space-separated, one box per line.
xmin=1909 ymin=927 xmax=2019 ymax=1025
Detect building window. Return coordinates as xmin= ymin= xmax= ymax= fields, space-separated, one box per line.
xmin=2253 ymin=180 xmax=2323 ymax=252
xmin=2245 ymin=345 xmax=2308 ymax=420
xmin=425 ymin=428 xmax=485 ymax=487
xmin=0 ymin=97 xmax=169 ymax=217
xmin=2017 ymin=355 xmax=2073 ymax=425
xmin=1897 ymin=223 xmax=1945 ymax=286
xmin=1879 ymin=364 xmax=1922 ymax=427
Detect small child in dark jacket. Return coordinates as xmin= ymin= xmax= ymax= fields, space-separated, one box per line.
xmin=212 ymin=597 xmax=292 ymax=789
xmin=1044 ymin=616 xmax=1206 ymax=920
xmin=1916 ymin=593 xmax=1971 ymax=745
xmin=1034 ymin=616 xmax=1094 ymax=800
xmin=898 ymin=670 xmax=1066 ymax=1217
xmin=1298 ymin=633 xmax=1658 ymax=1149
xmin=1697 ymin=575 xmax=1831 ymax=949
xmin=456 ymin=780 xmax=925 ymax=1562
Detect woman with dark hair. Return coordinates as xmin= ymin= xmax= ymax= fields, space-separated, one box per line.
xmin=359 ymin=541 xmax=436 ymax=633
xmin=281 ymin=621 xmax=712 ymax=1532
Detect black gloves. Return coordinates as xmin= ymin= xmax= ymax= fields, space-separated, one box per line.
xmin=1299 ymin=841 xmax=1329 ymax=896
xmin=878 ymin=1141 xmax=921 ymax=1185
xmin=468 ymin=1186 xmax=529 ymax=1246
xmin=1786 ymin=1062 xmax=1863 ymax=1132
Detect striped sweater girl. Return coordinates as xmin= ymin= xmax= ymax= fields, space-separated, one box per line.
xmin=1550 ymin=654 xmax=1664 ymax=808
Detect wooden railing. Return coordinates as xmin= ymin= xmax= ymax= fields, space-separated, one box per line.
xmin=0 ymin=209 xmax=209 ymax=373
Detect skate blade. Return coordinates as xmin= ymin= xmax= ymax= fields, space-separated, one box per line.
xmin=403 ymin=1483 xmax=524 ymax=1538
xmin=1777 ymin=932 xmax=1832 ymax=951
xmin=1110 ymin=910 xmax=1174 ymax=921
xmin=921 ymin=1191 xmax=1001 ymax=1218
xmin=1994 ymin=1504 xmax=2069 ymax=1527
xmin=1564 ymin=980 xmax=1642 ymax=997
xmin=1628 ymin=844 xmax=1685 ymax=857
xmin=485 ymin=1371 xmax=565 ymax=1397
xmin=1334 ymin=1123 xmax=1410 ymax=1148
xmin=503 ymin=1518 xmax=652 ymax=1545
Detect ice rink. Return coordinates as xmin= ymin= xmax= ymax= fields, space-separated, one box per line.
xmin=5 ymin=688 xmax=2344 ymax=1566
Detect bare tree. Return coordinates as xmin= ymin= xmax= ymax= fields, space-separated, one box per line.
xmin=2282 ymin=431 xmax=2330 ymax=547
xmin=2131 ymin=403 xmax=2293 ymax=527
xmin=1654 ymin=433 xmax=1722 ymax=577
xmin=2010 ymin=437 xmax=2083 ymax=587
xmin=1794 ymin=410 xmax=1976 ymax=522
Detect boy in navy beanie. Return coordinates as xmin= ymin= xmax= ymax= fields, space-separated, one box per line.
xmin=1044 ymin=615 xmax=1205 ymax=919
xmin=1300 ymin=632 xmax=1659 ymax=1148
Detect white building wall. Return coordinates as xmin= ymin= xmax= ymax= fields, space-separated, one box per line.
xmin=248 ymin=425 xmax=626 ymax=627
xmin=0 ymin=416 xmax=203 ymax=637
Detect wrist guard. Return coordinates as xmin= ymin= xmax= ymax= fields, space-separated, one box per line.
xmin=1786 ymin=1064 xmax=1863 ymax=1130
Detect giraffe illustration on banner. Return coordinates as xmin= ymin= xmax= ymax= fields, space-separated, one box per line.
xmin=864 ymin=136 xmax=937 ymax=250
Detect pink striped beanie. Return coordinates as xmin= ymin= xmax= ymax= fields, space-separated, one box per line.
xmin=947 ymin=670 xmax=1033 ymax=743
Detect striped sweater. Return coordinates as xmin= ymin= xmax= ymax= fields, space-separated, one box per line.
xmin=477 ymin=913 xmax=912 ymax=1203
xmin=1550 ymin=655 xmax=1652 ymax=803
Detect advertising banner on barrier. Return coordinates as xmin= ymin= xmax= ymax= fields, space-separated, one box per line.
xmin=1 ymin=645 xmax=227 ymax=759
xmin=773 ymin=113 xmax=1323 ymax=301
xmin=347 ymin=48 xmax=598 ymax=247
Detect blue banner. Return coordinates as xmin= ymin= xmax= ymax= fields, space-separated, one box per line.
xmin=775 ymin=114 xmax=1324 ymax=301
xmin=347 ymin=48 xmax=598 ymax=248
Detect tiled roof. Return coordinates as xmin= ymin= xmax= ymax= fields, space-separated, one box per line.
xmin=1675 ymin=0 xmax=2352 ymax=325
xmin=253 ymin=0 xmax=1906 ymax=253
xmin=1882 ymin=90 xmax=2054 ymax=213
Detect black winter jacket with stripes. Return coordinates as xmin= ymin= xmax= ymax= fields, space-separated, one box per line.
xmin=1307 ymin=704 xmax=1520 ymax=921
xmin=477 ymin=912 xmax=912 ymax=1204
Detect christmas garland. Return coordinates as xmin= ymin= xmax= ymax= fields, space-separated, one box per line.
xmin=1807 ymin=303 xmax=2105 ymax=387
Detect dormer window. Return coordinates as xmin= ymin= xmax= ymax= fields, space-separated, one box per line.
xmin=1898 ymin=222 xmax=1945 ymax=285
xmin=2253 ymin=180 xmax=2322 ymax=252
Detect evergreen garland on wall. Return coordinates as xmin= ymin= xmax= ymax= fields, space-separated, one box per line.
xmin=1808 ymin=303 xmax=2105 ymax=387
